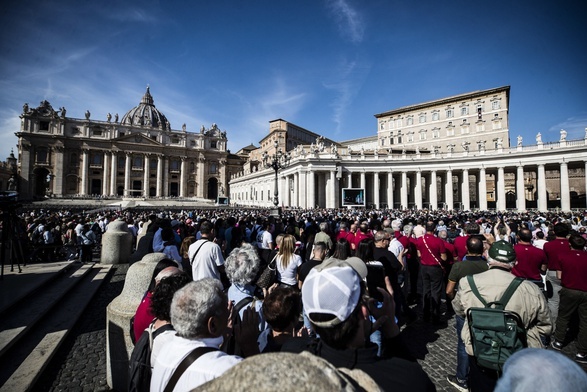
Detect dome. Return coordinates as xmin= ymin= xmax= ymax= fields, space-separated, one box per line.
xmin=120 ymin=87 xmax=170 ymax=130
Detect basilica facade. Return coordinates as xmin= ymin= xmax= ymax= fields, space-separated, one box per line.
xmin=229 ymin=86 xmax=587 ymax=211
xmin=15 ymin=88 xmax=242 ymax=201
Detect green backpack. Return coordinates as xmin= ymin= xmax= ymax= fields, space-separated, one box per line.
xmin=466 ymin=275 xmax=528 ymax=373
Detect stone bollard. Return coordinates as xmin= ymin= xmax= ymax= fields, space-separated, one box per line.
xmin=106 ymin=252 xmax=168 ymax=391
xmin=101 ymin=218 xmax=132 ymax=265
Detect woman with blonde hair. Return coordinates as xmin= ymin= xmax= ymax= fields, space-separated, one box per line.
xmin=276 ymin=234 xmax=302 ymax=288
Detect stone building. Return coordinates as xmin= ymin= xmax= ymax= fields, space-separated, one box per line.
xmin=229 ymin=87 xmax=587 ymax=211
xmin=15 ymin=87 xmax=242 ymax=201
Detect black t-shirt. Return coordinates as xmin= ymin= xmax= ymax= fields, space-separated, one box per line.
xmin=298 ymin=259 xmax=322 ymax=283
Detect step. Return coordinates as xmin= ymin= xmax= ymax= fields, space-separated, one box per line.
xmin=0 ymin=264 xmax=112 ymax=392
xmin=0 ymin=263 xmax=92 ymax=357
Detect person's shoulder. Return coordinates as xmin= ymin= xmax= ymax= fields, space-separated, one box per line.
xmin=281 ymin=337 xmax=316 ymax=354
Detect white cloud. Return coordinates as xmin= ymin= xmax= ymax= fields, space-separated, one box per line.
xmin=326 ymin=0 xmax=365 ymax=43
xmin=547 ymin=114 xmax=587 ymax=141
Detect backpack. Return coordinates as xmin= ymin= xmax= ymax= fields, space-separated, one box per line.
xmin=128 ymin=322 xmax=175 ymax=392
xmin=466 ymin=275 xmax=527 ymax=373
xmin=222 ymin=296 xmax=255 ymax=356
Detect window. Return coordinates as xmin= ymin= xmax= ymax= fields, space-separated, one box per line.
xmin=396 ymin=118 xmax=402 ymax=127
xmin=447 ymin=128 xmax=455 ymax=137
xmin=190 ymin=162 xmax=195 ymax=172
xmin=150 ymin=159 xmax=157 ymax=170
xmin=171 ymin=136 xmax=180 ymax=144
xmin=407 ymin=132 xmax=414 ymax=142
xmin=419 ymin=130 xmax=427 ymax=140
xmin=118 ymin=157 xmax=125 ymax=168
xmin=170 ymin=160 xmax=180 ymax=171
xmin=70 ymin=153 xmax=78 ymax=165
xmin=380 ymin=122 xmax=385 ymax=130
xmin=119 ymin=132 xmax=125 ymax=137
xmin=432 ymin=112 xmax=439 ymax=121
xmin=419 ymin=114 xmax=426 ymax=124
xmin=476 ymin=123 xmax=484 ymax=132
xmin=406 ymin=117 xmax=413 ymax=126
xmin=209 ymin=163 xmax=218 ymax=174
xmin=492 ymin=101 xmax=500 ymax=110
xmin=477 ymin=106 xmax=483 ymax=120
xmin=461 ymin=126 xmax=470 ymax=134
xmin=432 ymin=129 xmax=440 ymax=138
xmin=461 ymin=107 xmax=468 ymax=116
xmin=36 ymin=148 xmax=48 ymax=163
xmin=446 ymin=109 xmax=454 ymax=118
xmin=92 ymin=154 xmax=102 ymax=166
xmin=40 ymin=121 xmax=49 ymax=131
xmin=133 ymin=156 xmax=143 ymax=168
xmin=211 ymin=141 xmax=218 ymax=149
xmin=389 ymin=119 xmax=394 ymax=129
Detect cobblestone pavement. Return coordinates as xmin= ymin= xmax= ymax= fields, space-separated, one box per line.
xmin=35 ymin=265 xmax=585 ymax=392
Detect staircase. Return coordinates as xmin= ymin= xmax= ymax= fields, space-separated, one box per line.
xmin=0 ymin=261 xmax=112 ymax=391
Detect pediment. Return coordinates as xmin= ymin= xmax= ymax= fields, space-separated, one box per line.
xmin=114 ymin=133 xmax=163 ymax=146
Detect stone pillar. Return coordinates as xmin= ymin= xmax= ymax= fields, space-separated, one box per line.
xmin=53 ymin=147 xmax=65 ymax=195
xmin=328 ymin=170 xmax=337 ymax=208
xmin=299 ymin=170 xmax=307 ymax=209
xmin=430 ymin=170 xmax=438 ymax=210
xmin=106 ymin=252 xmax=169 ymax=391
xmin=479 ymin=168 xmax=488 ymax=210
xmin=360 ymin=171 xmax=366 ymax=190
xmin=80 ymin=149 xmax=88 ymax=196
xmin=497 ymin=166 xmax=506 ymax=211
xmin=462 ymin=169 xmax=470 ymax=211
xmin=516 ymin=165 xmax=526 ymax=211
xmin=102 ymin=152 xmax=110 ymax=196
xmin=180 ymin=157 xmax=187 ymax=197
xmin=110 ymin=152 xmax=118 ymax=196
xmin=537 ymin=164 xmax=547 ymax=211
xmin=333 ymin=170 xmax=340 ymax=208
xmin=101 ymin=219 xmax=132 ymax=264
xmin=560 ymin=162 xmax=570 ymax=212
xmin=347 ymin=172 xmax=353 ymax=188
xmin=387 ymin=171 xmax=394 ymax=209
xmin=156 ymin=155 xmax=163 ymax=197
xmin=414 ymin=170 xmax=422 ymax=210
xmin=373 ymin=172 xmax=380 ymax=209
xmin=163 ymin=157 xmax=169 ymax=197
xmin=445 ymin=170 xmax=453 ymax=210
xmin=307 ymin=167 xmax=315 ymax=208
xmin=124 ymin=153 xmax=131 ymax=197
xmin=400 ymin=171 xmax=408 ymax=210
xmin=143 ymin=154 xmax=150 ymax=197
xmin=293 ymin=172 xmax=299 ymax=208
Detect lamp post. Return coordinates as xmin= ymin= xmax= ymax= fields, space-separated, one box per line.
xmin=262 ymin=140 xmax=291 ymax=215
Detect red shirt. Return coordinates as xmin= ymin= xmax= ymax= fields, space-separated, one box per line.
xmin=453 ymin=235 xmax=469 ymax=261
xmin=512 ymin=243 xmax=547 ymax=280
xmin=443 ymin=241 xmax=456 ymax=264
xmin=543 ymin=238 xmax=570 ymax=270
xmin=353 ymin=230 xmax=372 ymax=250
xmin=559 ymin=249 xmax=587 ymax=292
xmin=416 ymin=234 xmax=447 ymax=267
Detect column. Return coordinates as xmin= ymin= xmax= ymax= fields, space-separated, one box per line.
xmin=293 ymin=172 xmax=299 ymax=208
xmin=445 ymin=170 xmax=453 ymax=210
xmin=299 ymin=170 xmax=307 ymax=209
xmin=497 ymin=166 xmax=506 ymax=211
xmin=80 ymin=149 xmax=88 ymax=196
xmin=347 ymin=172 xmax=352 ymax=188
xmin=144 ymin=154 xmax=150 ymax=197
xmin=163 ymin=157 xmax=169 ymax=197
xmin=461 ymin=169 xmax=470 ymax=210
xmin=54 ymin=147 xmax=65 ymax=195
xmin=414 ymin=170 xmax=422 ymax=209
xmin=102 ymin=151 xmax=110 ymax=196
xmin=124 ymin=153 xmax=131 ymax=197
xmin=196 ymin=156 xmax=205 ymax=198
xmin=429 ymin=171 xmax=438 ymax=210
xmin=537 ymin=164 xmax=547 ymax=211
xmin=516 ymin=165 xmax=526 ymax=211
xmin=110 ymin=152 xmax=117 ymax=196
xmin=360 ymin=171 xmax=366 ymax=189
xmin=478 ymin=168 xmax=488 ymax=210
xmin=400 ymin=171 xmax=408 ymax=209
xmin=373 ymin=173 xmax=380 ymax=209
xmin=180 ymin=157 xmax=187 ymax=198
xmin=560 ymin=162 xmax=570 ymax=212
xmin=307 ymin=167 xmax=315 ymax=208
xmin=156 ymin=155 xmax=163 ymax=197
xmin=332 ymin=170 xmax=340 ymax=208
xmin=387 ymin=171 xmax=394 ymax=209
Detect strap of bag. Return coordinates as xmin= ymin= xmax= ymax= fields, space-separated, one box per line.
xmin=467 ymin=275 xmax=524 ymax=309
xmin=422 ymin=235 xmax=445 ymax=271
xmin=190 ymin=239 xmax=210 ymax=266
xmin=163 ymin=346 xmax=218 ymax=392
xmin=233 ymin=296 xmax=255 ymax=314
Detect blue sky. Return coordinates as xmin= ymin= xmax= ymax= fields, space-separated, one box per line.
xmin=1 ymin=0 xmax=586 ymax=161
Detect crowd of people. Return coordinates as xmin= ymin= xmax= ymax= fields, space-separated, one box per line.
xmin=6 ymin=206 xmax=587 ymax=390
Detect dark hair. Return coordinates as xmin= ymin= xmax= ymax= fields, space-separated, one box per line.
xmin=569 ymin=233 xmax=586 ymax=250
xmin=332 ymin=238 xmax=351 ymax=260
xmin=148 ymin=259 xmax=178 ymax=292
xmin=150 ymin=273 xmax=191 ymax=321
xmin=262 ymin=287 xmax=301 ymax=332
xmin=536 ymin=231 xmax=545 ymax=239
xmin=199 ymin=220 xmax=213 ymax=235
xmin=425 ymin=222 xmax=436 ymax=233
xmin=553 ymin=223 xmax=570 ymax=238
xmin=466 ymin=235 xmax=484 ymax=255
xmin=161 ymin=227 xmax=175 ymax=242
xmin=518 ymin=228 xmax=532 ymax=243
xmin=356 ymin=238 xmax=374 ymax=263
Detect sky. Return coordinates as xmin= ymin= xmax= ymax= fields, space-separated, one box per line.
xmin=1 ymin=0 xmax=586 ymax=161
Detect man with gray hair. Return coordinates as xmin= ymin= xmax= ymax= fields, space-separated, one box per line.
xmin=314 ymin=221 xmax=333 ymax=255
xmin=150 ymin=279 xmax=251 ymax=391
xmin=452 ymin=240 xmax=552 ymax=392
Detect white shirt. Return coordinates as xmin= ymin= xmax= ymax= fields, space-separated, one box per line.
xmin=276 ymin=254 xmax=302 ymax=286
xmin=188 ymin=239 xmax=224 ymax=281
xmin=150 ymin=335 xmax=241 ymax=391
xmin=260 ymin=230 xmax=273 ymax=250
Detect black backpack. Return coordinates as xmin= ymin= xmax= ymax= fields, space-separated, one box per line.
xmin=128 ymin=322 xmax=175 ymax=392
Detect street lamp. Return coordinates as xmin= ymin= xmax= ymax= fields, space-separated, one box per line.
xmin=262 ymin=140 xmax=291 ymax=214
